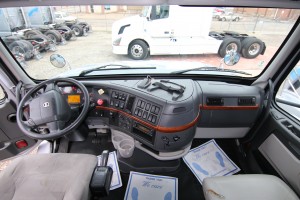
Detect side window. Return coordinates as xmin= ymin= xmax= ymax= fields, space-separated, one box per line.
xmin=0 ymin=85 xmax=6 ymax=101
xmin=150 ymin=5 xmax=169 ymax=20
xmin=276 ymin=61 xmax=300 ymax=120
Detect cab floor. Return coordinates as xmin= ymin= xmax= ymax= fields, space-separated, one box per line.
xmin=68 ymin=136 xmax=244 ymax=200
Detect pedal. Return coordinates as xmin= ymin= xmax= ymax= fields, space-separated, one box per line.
xmin=92 ymin=138 xmax=101 ymax=144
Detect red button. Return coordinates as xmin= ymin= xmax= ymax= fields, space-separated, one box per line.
xmin=15 ymin=140 xmax=28 ymax=149
xmin=97 ymin=99 xmax=104 ymax=106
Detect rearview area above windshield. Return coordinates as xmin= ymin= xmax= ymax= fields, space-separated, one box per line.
xmin=0 ymin=5 xmax=299 ymax=79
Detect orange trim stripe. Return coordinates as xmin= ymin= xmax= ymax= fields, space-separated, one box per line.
xmin=95 ymin=106 xmax=199 ymax=133
xmin=200 ymin=104 xmax=259 ymax=110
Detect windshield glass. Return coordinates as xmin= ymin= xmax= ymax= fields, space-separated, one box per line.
xmin=0 ymin=5 xmax=299 ymax=79
xmin=62 ymin=13 xmax=68 ymax=17
xmin=140 ymin=6 xmax=150 ymax=17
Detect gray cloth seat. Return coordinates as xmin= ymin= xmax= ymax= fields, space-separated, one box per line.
xmin=0 ymin=153 xmax=97 ymax=200
xmin=203 ymin=174 xmax=299 ymax=200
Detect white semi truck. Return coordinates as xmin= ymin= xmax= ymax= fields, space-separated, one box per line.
xmin=112 ymin=5 xmax=266 ymax=60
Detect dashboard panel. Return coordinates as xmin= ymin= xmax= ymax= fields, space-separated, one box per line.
xmin=59 ymin=79 xmax=263 ymax=155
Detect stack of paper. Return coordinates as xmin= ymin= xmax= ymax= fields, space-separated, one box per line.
xmin=183 ymin=139 xmax=240 ymax=184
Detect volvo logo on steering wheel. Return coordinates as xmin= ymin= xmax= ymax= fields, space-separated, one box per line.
xmin=43 ymin=102 xmax=50 ymax=108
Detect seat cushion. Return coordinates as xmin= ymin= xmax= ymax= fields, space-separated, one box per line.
xmin=0 ymin=153 xmax=97 ymax=200
xmin=203 ymin=174 xmax=299 ymax=200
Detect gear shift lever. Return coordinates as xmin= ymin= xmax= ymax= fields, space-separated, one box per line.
xmin=99 ymin=150 xmax=109 ymax=167
xmin=90 ymin=150 xmax=113 ymax=197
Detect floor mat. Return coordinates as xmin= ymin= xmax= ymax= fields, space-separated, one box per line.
xmin=124 ymin=172 xmax=178 ymax=200
xmin=183 ymin=139 xmax=240 ymax=184
xmin=70 ymin=137 xmax=243 ymax=200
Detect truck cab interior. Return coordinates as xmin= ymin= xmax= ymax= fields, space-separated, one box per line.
xmin=0 ymin=0 xmax=300 ymax=200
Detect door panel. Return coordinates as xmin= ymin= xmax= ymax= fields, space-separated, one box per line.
xmin=145 ymin=6 xmax=179 ymax=55
xmin=0 ymin=83 xmax=36 ymax=161
xmin=259 ymin=134 xmax=300 ymax=195
xmin=145 ymin=19 xmax=179 ymax=55
xmin=253 ymin=61 xmax=300 ymax=197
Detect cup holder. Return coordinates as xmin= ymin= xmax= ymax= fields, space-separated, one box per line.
xmin=111 ymin=129 xmax=135 ymax=158
xmin=119 ymin=139 xmax=135 ymax=158
xmin=112 ymin=135 xmax=123 ymax=149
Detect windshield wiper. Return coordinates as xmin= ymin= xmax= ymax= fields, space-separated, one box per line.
xmin=78 ymin=64 xmax=156 ymax=76
xmin=171 ymin=66 xmax=252 ymax=76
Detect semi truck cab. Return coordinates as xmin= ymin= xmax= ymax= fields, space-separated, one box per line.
xmin=112 ymin=5 xmax=265 ymax=60
xmin=112 ymin=5 xmax=223 ymax=60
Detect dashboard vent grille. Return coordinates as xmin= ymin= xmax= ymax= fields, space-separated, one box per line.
xmin=206 ymin=97 xmax=224 ymax=106
xmin=238 ymin=97 xmax=256 ymax=106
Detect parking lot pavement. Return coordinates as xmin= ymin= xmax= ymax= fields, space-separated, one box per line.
xmin=24 ymin=12 xmax=291 ymax=79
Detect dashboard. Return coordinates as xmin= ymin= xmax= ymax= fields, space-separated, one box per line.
xmin=59 ymin=78 xmax=263 ymax=158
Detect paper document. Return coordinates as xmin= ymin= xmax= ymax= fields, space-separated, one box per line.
xmin=124 ymin=172 xmax=178 ymax=200
xmin=183 ymin=139 xmax=240 ymax=184
xmin=97 ymin=151 xmax=122 ymax=190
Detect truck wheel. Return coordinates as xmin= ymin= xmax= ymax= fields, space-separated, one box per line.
xmin=9 ymin=40 xmax=34 ymax=61
xmin=128 ymin=40 xmax=149 ymax=60
xmin=64 ymin=34 xmax=72 ymax=41
xmin=71 ymin=25 xmax=84 ymax=36
xmin=45 ymin=30 xmax=62 ymax=44
xmin=241 ymin=38 xmax=264 ymax=59
xmin=218 ymin=38 xmax=241 ymax=58
xmin=24 ymin=30 xmax=43 ymax=39
xmin=221 ymin=17 xmax=226 ymax=21
xmin=19 ymin=41 xmax=35 ymax=60
xmin=58 ymin=25 xmax=73 ymax=40
xmin=234 ymin=17 xmax=240 ymax=22
xmin=78 ymin=22 xmax=91 ymax=32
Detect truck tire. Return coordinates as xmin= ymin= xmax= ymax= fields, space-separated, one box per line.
xmin=8 ymin=40 xmax=34 ymax=61
xmin=71 ymin=24 xmax=84 ymax=36
xmin=221 ymin=17 xmax=226 ymax=21
xmin=218 ymin=37 xmax=241 ymax=58
xmin=241 ymin=38 xmax=264 ymax=59
xmin=57 ymin=25 xmax=73 ymax=40
xmin=19 ymin=40 xmax=35 ymax=60
xmin=234 ymin=17 xmax=240 ymax=22
xmin=78 ymin=22 xmax=91 ymax=32
xmin=45 ymin=30 xmax=62 ymax=44
xmin=128 ymin=40 xmax=149 ymax=60
xmin=64 ymin=33 xmax=72 ymax=41
xmin=24 ymin=30 xmax=43 ymax=39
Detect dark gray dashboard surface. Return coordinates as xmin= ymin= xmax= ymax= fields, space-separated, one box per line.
xmin=76 ymin=79 xmax=263 ymax=150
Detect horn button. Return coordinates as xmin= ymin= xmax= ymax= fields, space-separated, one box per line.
xmin=29 ymin=90 xmax=71 ymax=126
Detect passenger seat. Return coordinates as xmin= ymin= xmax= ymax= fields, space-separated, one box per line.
xmin=203 ymin=174 xmax=299 ymax=200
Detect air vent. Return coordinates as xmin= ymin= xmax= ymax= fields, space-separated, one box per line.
xmin=206 ymin=97 xmax=224 ymax=106
xmin=173 ymin=107 xmax=186 ymax=113
xmin=238 ymin=97 xmax=256 ymax=106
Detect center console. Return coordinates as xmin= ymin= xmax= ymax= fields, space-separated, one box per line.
xmin=85 ymin=79 xmax=201 ymax=158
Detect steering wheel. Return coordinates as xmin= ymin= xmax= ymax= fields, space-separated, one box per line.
xmin=16 ymin=78 xmax=90 ymax=140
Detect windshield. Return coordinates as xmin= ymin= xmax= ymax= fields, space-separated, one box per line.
xmin=62 ymin=13 xmax=68 ymax=18
xmin=140 ymin=6 xmax=150 ymax=17
xmin=0 ymin=5 xmax=299 ymax=79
